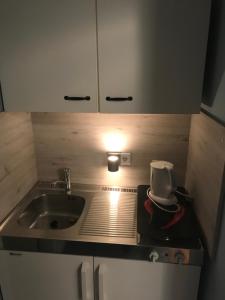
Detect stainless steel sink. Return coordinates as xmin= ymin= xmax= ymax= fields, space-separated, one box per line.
xmin=17 ymin=193 xmax=85 ymax=230
xmin=0 ymin=183 xmax=137 ymax=245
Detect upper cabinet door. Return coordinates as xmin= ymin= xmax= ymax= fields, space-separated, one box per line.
xmin=97 ymin=0 xmax=211 ymax=113
xmin=0 ymin=0 xmax=98 ymax=112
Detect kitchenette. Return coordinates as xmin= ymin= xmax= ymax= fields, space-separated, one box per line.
xmin=0 ymin=112 xmax=224 ymax=300
xmin=0 ymin=1 xmax=225 ymax=300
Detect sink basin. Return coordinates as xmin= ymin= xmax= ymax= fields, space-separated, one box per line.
xmin=17 ymin=193 xmax=85 ymax=230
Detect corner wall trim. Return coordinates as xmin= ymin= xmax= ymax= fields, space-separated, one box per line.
xmin=200 ymin=108 xmax=225 ymax=127
xmin=0 ymin=82 xmax=5 ymax=112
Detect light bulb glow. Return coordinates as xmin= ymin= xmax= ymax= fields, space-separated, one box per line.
xmin=108 ymin=155 xmax=119 ymax=162
xmin=109 ymin=191 xmax=120 ymax=208
xmin=103 ymin=132 xmax=126 ymax=152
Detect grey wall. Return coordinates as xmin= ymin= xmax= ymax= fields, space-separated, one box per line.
xmin=199 ymin=0 xmax=225 ymax=299
xmin=202 ymin=0 xmax=225 ymax=122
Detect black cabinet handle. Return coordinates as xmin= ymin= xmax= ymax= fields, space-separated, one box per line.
xmin=9 ymin=252 xmax=23 ymax=256
xmin=106 ymin=96 xmax=133 ymax=101
xmin=64 ymin=96 xmax=90 ymax=101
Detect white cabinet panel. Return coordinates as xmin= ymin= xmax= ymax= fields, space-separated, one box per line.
xmin=0 ymin=251 xmax=201 ymax=300
xmin=94 ymin=257 xmax=201 ymax=300
xmin=98 ymin=0 xmax=211 ymax=113
xmin=0 ymin=251 xmax=94 ymax=300
xmin=0 ymin=0 xmax=98 ymax=112
xmin=0 ymin=0 xmax=210 ymax=113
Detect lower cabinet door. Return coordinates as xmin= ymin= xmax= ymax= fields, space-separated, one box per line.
xmin=94 ymin=257 xmax=201 ymax=300
xmin=0 ymin=251 xmax=94 ymax=300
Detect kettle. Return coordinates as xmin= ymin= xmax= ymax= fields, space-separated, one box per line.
xmin=149 ymin=161 xmax=177 ymax=206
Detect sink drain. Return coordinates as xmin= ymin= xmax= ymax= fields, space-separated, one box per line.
xmin=50 ymin=220 xmax=59 ymax=229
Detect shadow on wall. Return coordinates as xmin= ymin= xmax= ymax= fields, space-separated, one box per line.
xmin=198 ymin=197 xmax=225 ymax=300
xmin=0 ymin=82 xmax=4 ymax=112
xmin=203 ymin=0 xmax=225 ymax=106
xmin=198 ymin=167 xmax=225 ymax=300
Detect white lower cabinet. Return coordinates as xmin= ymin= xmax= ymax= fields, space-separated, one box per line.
xmin=94 ymin=257 xmax=201 ymax=300
xmin=0 ymin=251 xmax=94 ymax=300
xmin=0 ymin=251 xmax=201 ymax=300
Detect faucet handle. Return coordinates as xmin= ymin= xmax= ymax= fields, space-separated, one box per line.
xmin=51 ymin=180 xmax=66 ymax=189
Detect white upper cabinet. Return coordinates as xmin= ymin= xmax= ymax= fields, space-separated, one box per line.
xmin=0 ymin=0 xmax=211 ymax=113
xmin=97 ymin=0 xmax=211 ymax=113
xmin=0 ymin=0 xmax=98 ymax=112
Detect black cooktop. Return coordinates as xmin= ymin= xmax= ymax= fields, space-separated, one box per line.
xmin=137 ymin=185 xmax=203 ymax=249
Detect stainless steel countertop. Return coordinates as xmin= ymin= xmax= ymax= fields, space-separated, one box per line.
xmin=0 ymin=182 xmax=204 ymax=266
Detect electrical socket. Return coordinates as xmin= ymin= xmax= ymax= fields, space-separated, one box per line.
xmin=120 ymin=153 xmax=131 ymax=166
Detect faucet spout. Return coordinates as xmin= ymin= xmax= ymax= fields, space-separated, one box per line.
xmin=64 ymin=168 xmax=71 ymax=195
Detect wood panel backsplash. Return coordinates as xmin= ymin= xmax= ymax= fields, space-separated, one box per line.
xmin=185 ymin=113 xmax=225 ymax=257
xmin=0 ymin=113 xmax=37 ymax=222
xmin=32 ymin=113 xmax=191 ymax=187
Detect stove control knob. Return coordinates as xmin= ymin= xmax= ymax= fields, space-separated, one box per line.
xmin=149 ymin=250 xmax=159 ymax=262
xmin=175 ymin=252 xmax=185 ymax=264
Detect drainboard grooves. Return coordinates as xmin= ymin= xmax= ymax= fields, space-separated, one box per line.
xmin=101 ymin=187 xmax=137 ymax=193
xmin=80 ymin=192 xmax=137 ymax=239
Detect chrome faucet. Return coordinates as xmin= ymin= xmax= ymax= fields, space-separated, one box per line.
xmin=64 ymin=168 xmax=71 ymax=195
xmin=51 ymin=168 xmax=72 ymax=195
